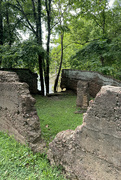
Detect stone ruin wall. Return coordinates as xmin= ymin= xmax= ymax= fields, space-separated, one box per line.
xmin=76 ymin=81 xmax=90 ymax=109
xmin=0 ymin=71 xmax=42 ymax=152
xmin=61 ymin=69 xmax=121 ymax=109
xmin=0 ymin=68 xmax=38 ymax=94
xmin=48 ymin=86 xmax=121 ymax=180
xmin=60 ymin=69 xmax=121 ymax=98
xmin=1 ymin=70 xmax=121 ymax=179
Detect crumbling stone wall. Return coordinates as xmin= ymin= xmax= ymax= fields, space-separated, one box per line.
xmin=76 ymin=81 xmax=90 ymax=109
xmin=48 ymin=86 xmax=121 ymax=180
xmin=61 ymin=69 xmax=121 ymax=97
xmin=0 ymin=68 xmax=38 ymax=94
xmin=0 ymin=71 xmax=41 ymax=152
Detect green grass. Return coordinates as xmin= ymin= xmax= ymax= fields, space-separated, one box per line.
xmin=0 ymin=132 xmax=66 ymax=180
xmin=35 ymin=94 xmax=83 ymax=143
xmin=0 ymin=94 xmax=83 ymax=180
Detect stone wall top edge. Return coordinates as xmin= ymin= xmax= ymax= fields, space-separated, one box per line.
xmin=100 ymin=85 xmax=121 ymax=93
xmin=0 ymin=68 xmax=38 ymax=76
xmin=62 ymin=69 xmax=121 ymax=83
xmin=0 ymin=71 xmax=19 ymax=81
xmin=0 ymin=70 xmax=16 ymax=74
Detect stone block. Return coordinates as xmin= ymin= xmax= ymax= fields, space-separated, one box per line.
xmin=0 ymin=68 xmax=38 ymax=94
xmin=48 ymin=85 xmax=121 ymax=180
xmin=76 ymin=80 xmax=89 ymax=108
xmin=0 ymin=71 xmax=42 ymax=152
xmin=60 ymin=69 xmax=121 ymax=98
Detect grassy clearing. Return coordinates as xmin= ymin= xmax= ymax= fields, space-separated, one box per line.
xmin=0 ymin=132 xmax=66 ymax=180
xmin=35 ymin=94 xmax=83 ymax=143
xmin=0 ymin=93 xmax=83 ymax=179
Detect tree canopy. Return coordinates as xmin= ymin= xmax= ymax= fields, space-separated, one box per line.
xmin=0 ymin=0 xmax=121 ymax=94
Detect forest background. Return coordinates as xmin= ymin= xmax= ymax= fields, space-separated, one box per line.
xmin=0 ymin=0 xmax=121 ymax=95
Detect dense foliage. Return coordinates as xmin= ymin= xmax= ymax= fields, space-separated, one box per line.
xmin=0 ymin=0 xmax=121 ymax=91
xmin=51 ymin=0 xmax=121 ymax=79
xmin=0 ymin=40 xmax=44 ymax=72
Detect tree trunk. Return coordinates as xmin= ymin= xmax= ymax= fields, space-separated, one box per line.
xmin=38 ymin=54 xmax=44 ymax=96
xmin=31 ymin=0 xmax=38 ymax=40
xmin=45 ymin=34 xmax=50 ymax=95
xmin=54 ymin=33 xmax=63 ymax=92
xmin=38 ymin=0 xmax=45 ymax=95
xmin=0 ymin=0 xmax=3 ymax=66
xmin=6 ymin=3 xmax=12 ymax=46
xmin=45 ymin=0 xmax=51 ymax=95
xmin=0 ymin=0 xmax=3 ymax=45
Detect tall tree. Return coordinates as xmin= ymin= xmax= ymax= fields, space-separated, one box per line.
xmin=0 ymin=0 xmax=3 ymax=66
xmin=0 ymin=0 xmax=3 ymax=45
xmin=0 ymin=0 xmax=21 ymax=66
xmin=53 ymin=0 xmax=71 ymax=92
xmin=45 ymin=0 xmax=52 ymax=95
xmin=9 ymin=0 xmax=45 ymax=95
